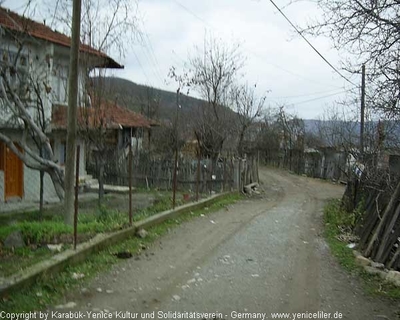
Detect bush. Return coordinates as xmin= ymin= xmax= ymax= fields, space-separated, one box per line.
xmin=325 ymin=199 xmax=358 ymax=229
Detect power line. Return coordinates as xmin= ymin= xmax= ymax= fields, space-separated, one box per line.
xmin=138 ymin=44 xmax=162 ymax=85
xmin=132 ymin=50 xmax=151 ymax=85
xmin=249 ymin=51 xmax=344 ymax=90
xmin=172 ymin=0 xmax=347 ymax=91
xmin=268 ymin=87 xmax=352 ymax=99
xmin=268 ymin=0 xmax=357 ymax=87
xmin=172 ymin=0 xmax=213 ymax=28
xmin=285 ymin=89 xmax=354 ymax=106
xmin=142 ymin=33 xmax=165 ymax=85
xmin=138 ymin=21 xmax=165 ymax=86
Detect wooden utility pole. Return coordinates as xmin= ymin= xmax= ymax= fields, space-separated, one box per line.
xmin=196 ymin=147 xmax=200 ymax=201
xmin=360 ymin=64 xmax=366 ymax=158
xmin=64 ymin=0 xmax=82 ymax=225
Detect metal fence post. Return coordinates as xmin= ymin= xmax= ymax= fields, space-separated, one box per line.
xmin=172 ymin=148 xmax=178 ymax=209
xmin=129 ymin=142 xmax=133 ymax=226
xmin=196 ymin=150 xmax=200 ymax=201
xmin=73 ymin=145 xmax=80 ymax=250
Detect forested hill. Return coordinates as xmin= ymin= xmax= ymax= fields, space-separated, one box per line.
xmin=91 ymin=77 xmax=400 ymax=143
xmin=91 ymin=77 xmax=206 ymax=121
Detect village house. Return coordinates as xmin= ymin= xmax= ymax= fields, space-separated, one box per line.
xmin=51 ymin=98 xmax=155 ymax=182
xmin=0 ymin=7 xmax=123 ymax=203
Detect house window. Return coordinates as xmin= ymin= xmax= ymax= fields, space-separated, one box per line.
xmin=59 ymin=70 xmax=68 ymax=102
xmin=53 ymin=65 xmax=68 ymax=103
xmin=0 ymin=141 xmax=4 ymax=171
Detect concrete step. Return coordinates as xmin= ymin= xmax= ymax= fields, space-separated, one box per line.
xmin=83 ymin=178 xmax=99 ymax=186
xmin=87 ymin=184 xmax=132 ymax=194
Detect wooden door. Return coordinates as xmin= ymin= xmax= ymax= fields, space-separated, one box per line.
xmin=4 ymin=144 xmax=24 ymax=200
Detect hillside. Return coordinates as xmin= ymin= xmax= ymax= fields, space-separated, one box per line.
xmin=91 ymin=77 xmax=400 ymax=148
xmin=91 ymin=77 xmax=206 ymax=121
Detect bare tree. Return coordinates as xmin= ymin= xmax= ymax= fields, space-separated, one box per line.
xmin=316 ymin=107 xmax=359 ymax=150
xmin=255 ymin=110 xmax=282 ymax=165
xmin=80 ymin=74 xmax=109 ymax=204
xmin=277 ymin=106 xmax=305 ymax=172
xmin=45 ymin=0 xmax=139 ymax=57
xmin=231 ymin=83 xmax=266 ymax=156
xmin=188 ymin=36 xmax=245 ymax=163
xmin=294 ymin=0 xmax=400 ymax=118
xmin=136 ymin=86 xmax=160 ymax=120
xmin=0 ymin=1 xmax=138 ymax=224
xmin=48 ymin=0 xmax=139 ymax=206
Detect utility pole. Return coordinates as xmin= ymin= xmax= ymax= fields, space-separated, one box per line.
xmin=360 ymin=64 xmax=366 ymax=158
xmin=64 ymin=0 xmax=82 ymax=225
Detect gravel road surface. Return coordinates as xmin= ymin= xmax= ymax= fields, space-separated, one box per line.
xmin=53 ymin=168 xmax=400 ymax=320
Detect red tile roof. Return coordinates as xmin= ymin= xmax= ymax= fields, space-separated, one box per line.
xmin=51 ymin=101 xmax=152 ymax=131
xmin=0 ymin=6 xmax=122 ymax=68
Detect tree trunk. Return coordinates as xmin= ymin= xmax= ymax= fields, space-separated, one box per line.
xmin=388 ymin=243 xmax=400 ymax=269
xmin=364 ymin=180 xmax=400 ymax=258
xmin=39 ymin=148 xmax=44 ymax=215
xmin=237 ymin=132 xmax=245 ymax=157
xmin=48 ymin=169 xmax=65 ymax=201
xmin=39 ymin=170 xmax=44 ymax=214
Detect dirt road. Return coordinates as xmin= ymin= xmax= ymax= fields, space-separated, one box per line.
xmin=56 ymin=168 xmax=399 ymax=319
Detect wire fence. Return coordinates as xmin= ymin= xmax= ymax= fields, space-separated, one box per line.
xmin=0 ymin=142 xmax=260 ymax=219
xmin=0 ymin=144 xmax=257 ymax=255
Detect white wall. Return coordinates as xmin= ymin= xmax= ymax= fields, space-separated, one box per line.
xmin=0 ymin=37 xmax=54 ymax=127
xmin=53 ymin=135 xmax=87 ymax=178
xmin=14 ymin=137 xmax=87 ymax=203
xmin=22 ymin=141 xmax=58 ymax=202
xmin=0 ymin=34 xmax=89 ymax=128
xmin=0 ymin=29 xmax=99 ymax=204
xmin=52 ymin=46 xmax=88 ymax=108
xmin=24 ymin=167 xmax=58 ymax=202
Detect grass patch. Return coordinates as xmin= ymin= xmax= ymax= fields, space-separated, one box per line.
xmin=0 ymin=248 xmax=53 ymax=277
xmin=0 ymin=193 xmax=181 ymax=277
xmin=324 ymin=199 xmax=400 ymax=299
xmin=0 ymin=192 xmax=241 ymax=312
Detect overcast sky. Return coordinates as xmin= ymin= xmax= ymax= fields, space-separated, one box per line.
xmin=4 ymin=0 xmax=361 ymax=119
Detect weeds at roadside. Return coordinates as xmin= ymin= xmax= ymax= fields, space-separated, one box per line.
xmin=0 ymin=193 xmax=180 ymax=278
